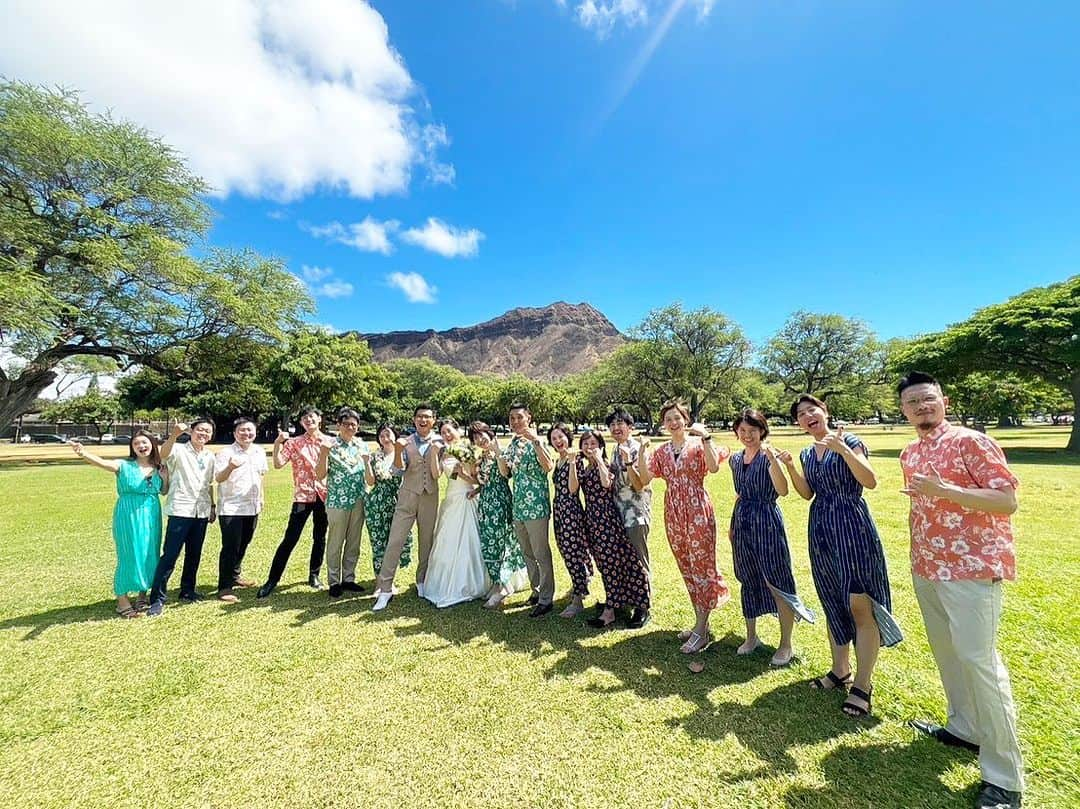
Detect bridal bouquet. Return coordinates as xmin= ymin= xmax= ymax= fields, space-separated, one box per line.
xmin=445 ymin=440 xmax=481 ymax=466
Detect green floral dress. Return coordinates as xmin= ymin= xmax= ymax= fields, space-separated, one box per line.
xmin=477 ymin=454 xmax=527 ymax=584
xmin=365 ymin=449 xmax=412 ymax=574
xmin=503 ymin=436 xmax=551 ymax=521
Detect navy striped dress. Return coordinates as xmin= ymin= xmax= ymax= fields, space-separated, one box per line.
xmin=800 ymin=433 xmax=902 ymax=648
xmin=729 ymin=451 xmax=814 ymax=623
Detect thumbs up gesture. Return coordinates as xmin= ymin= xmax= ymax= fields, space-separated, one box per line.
xmin=816 ymin=425 xmax=849 ymax=454
xmin=902 ymin=464 xmax=951 ymax=499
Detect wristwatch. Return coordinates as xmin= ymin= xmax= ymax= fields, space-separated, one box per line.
xmin=702 ymin=435 xmax=712 ymax=442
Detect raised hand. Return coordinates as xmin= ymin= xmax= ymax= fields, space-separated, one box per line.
xmin=816 ymin=425 xmax=849 ymax=453
xmin=227 ymin=454 xmax=246 ymax=469
xmin=521 ymin=427 xmax=540 ymax=443
xmin=686 ymin=422 xmax=709 ymax=438
xmin=70 ymin=440 xmax=84 ymax=457
xmin=276 ymin=428 xmax=290 ymax=444
xmin=618 ymin=444 xmax=632 ymax=463
xmin=775 ymin=448 xmax=794 ymax=466
xmin=901 ymin=464 xmax=950 ymax=498
xmin=715 ymin=444 xmax=732 ymax=463
xmin=171 ymin=422 xmax=189 ymax=439
xmin=395 ymin=436 xmax=410 ymax=449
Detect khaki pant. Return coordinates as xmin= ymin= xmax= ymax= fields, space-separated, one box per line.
xmin=625 ymin=523 xmax=651 ymax=581
xmin=913 ymin=575 xmax=1024 ymax=792
xmin=514 ymin=517 xmax=554 ymax=605
xmin=377 ymin=488 xmax=438 ymax=591
xmin=326 ymin=502 xmax=365 ymax=586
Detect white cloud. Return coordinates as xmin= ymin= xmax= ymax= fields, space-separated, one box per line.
xmin=313 ymin=280 xmax=355 ymax=299
xmin=301 ymin=265 xmax=333 ymax=283
xmin=306 ymin=217 xmax=400 ymax=254
xmin=562 ymin=0 xmax=713 ymax=38
xmin=400 ymin=217 xmax=484 ymax=258
xmin=387 ymin=272 xmax=437 ymax=303
xmin=0 ymin=0 xmax=451 ymax=200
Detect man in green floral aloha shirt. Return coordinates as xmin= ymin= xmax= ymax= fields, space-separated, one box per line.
xmin=498 ymin=403 xmax=555 ymax=617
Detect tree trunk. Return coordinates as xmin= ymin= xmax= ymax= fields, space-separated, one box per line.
xmin=1067 ymin=373 xmax=1080 ymax=453
xmin=0 ymin=368 xmax=59 ymax=435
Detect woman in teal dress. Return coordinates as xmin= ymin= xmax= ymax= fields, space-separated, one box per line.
xmin=364 ymin=425 xmax=413 ymax=582
xmin=468 ymin=421 xmax=528 ymax=608
xmin=71 ymin=430 xmax=168 ymax=618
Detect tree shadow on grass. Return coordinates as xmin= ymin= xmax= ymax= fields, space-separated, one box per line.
xmin=0 ymin=598 xmax=123 ymax=639
xmin=780 ymin=735 xmax=976 ymax=809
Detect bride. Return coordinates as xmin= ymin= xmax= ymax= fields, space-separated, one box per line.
xmin=423 ymin=418 xmax=491 ymax=608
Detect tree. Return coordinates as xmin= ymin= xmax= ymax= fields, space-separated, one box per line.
xmin=0 ymin=81 xmax=312 ymax=432
xmin=761 ymin=311 xmax=886 ymax=403
xmin=41 ymin=387 xmax=120 ymax=440
xmin=625 ymin=304 xmax=751 ymax=423
xmin=892 ymin=276 xmax=1080 ymax=451
xmin=381 ymin=358 xmax=468 ymax=422
xmin=268 ymin=330 xmax=397 ymax=426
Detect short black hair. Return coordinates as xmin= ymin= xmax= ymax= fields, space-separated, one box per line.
xmin=232 ymin=416 xmax=256 ymax=430
xmin=337 ymin=407 xmax=361 ymax=424
xmin=578 ymin=429 xmax=607 ymax=459
xmin=732 ymin=408 xmax=770 ymax=439
xmin=190 ymin=416 xmax=216 ymax=431
xmin=508 ymin=402 xmax=530 ymax=415
xmin=376 ymin=423 xmax=398 ymax=441
xmin=789 ymin=394 xmax=826 ymax=422
xmin=414 ymin=403 xmax=436 ymax=417
xmin=897 ymin=371 xmax=941 ymax=397
xmin=298 ymin=406 xmax=321 ymax=419
xmin=605 ymin=409 xmax=634 ymax=428
xmin=547 ymin=422 xmax=573 ymax=446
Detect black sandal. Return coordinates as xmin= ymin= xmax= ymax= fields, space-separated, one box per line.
xmin=842 ymin=686 xmax=873 ymax=717
xmin=809 ymin=670 xmax=853 ymax=690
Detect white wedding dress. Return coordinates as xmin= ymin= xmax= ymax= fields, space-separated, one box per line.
xmin=423 ymin=459 xmax=491 ymax=608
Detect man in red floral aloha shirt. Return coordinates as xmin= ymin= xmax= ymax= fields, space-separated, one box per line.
xmin=898 ymin=371 xmax=1023 ymax=809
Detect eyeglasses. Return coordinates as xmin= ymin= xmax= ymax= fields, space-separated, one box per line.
xmin=901 ymin=394 xmax=942 ymax=407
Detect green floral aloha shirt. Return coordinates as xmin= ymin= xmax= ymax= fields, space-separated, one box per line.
xmin=325 ymin=437 xmax=367 ymax=510
xmin=502 ymin=436 xmax=551 ymax=521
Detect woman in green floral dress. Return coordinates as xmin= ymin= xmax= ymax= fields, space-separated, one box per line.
xmin=469 ymin=422 xmax=528 ymax=608
xmin=364 ymin=424 xmax=412 ymax=582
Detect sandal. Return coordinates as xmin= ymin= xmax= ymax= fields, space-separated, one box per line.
xmin=809 ymin=670 xmax=853 ymax=690
xmin=842 ymin=685 xmax=873 ymax=717
xmin=680 ymin=631 xmax=712 ymax=654
xmin=134 ymin=596 xmax=149 ymax=612
xmin=677 ymin=629 xmax=694 ymax=641
xmin=115 ymin=605 xmax=142 ymax=619
xmin=559 ymin=603 xmax=584 ymax=618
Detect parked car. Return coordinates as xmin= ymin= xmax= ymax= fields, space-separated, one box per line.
xmin=29 ymin=433 xmax=67 ymax=443
xmin=110 ymin=434 xmax=133 ymax=445
xmin=70 ymin=435 xmax=101 ymax=444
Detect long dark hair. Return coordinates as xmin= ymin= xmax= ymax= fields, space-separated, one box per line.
xmin=579 ymin=429 xmax=607 ymax=461
xmin=128 ymin=430 xmax=162 ymax=466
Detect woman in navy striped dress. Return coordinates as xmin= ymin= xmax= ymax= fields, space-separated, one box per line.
xmin=782 ymin=395 xmax=902 ymax=718
xmin=727 ymin=410 xmax=814 ymax=667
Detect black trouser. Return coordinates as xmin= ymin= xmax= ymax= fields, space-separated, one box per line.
xmin=150 ymin=516 xmax=209 ymax=604
xmin=218 ymin=514 xmax=259 ymax=591
xmin=266 ymin=500 xmax=327 ymax=585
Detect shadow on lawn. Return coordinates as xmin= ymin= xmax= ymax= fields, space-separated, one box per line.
xmin=780 ymin=735 xmax=976 ymax=808
xmin=0 ymin=598 xmax=120 ymax=639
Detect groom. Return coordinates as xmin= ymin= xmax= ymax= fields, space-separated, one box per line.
xmin=372 ymin=403 xmax=441 ymax=611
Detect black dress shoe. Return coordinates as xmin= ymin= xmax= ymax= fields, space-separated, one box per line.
xmin=178 ymin=591 xmax=206 ymax=602
xmin=529 ymin=603 xmax=553 ymax=618
xmin=328 ymin=584 xmax=343 ymax=598
xmin=586 ymin=615 xmax=616 ymax=629
xmin=909 ymin=719 xmax=980 ymax=752
xmin=308 ymin=574 xmax=323 ymax=590
xmin=975 ymin=782 xmax=1022 ymax=809
xmin=627 ymin=607 xmax=651 ymax=629
xmin=342 ymin=581 xmax=365 ymax=592
xmin=256 ymin=581 xmax=276 ymax=599
xmin=527 ymin=594 xmax=540 ymax=606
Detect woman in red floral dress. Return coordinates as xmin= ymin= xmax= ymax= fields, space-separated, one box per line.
xmin=639 ymin=400 xmax=731 ymax=653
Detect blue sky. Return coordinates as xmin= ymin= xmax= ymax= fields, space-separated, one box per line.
xmin=5 ymin=1 xmax=1079 ymax=345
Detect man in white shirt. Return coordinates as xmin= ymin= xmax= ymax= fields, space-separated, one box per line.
xmin=214 ymin=417 xmax=268 ymax=603
xmin=148 ymin=418 xmax=217 ymax=616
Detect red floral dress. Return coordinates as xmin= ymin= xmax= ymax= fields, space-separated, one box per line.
xmin=649 ymin=440 xmax=730 ymax=610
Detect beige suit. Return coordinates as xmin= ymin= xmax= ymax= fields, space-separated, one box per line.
xmin=377 ymin=435 xmax=439 ymax=591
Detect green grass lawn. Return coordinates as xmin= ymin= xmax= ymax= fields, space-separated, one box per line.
xmin=0 ymin=427 xmax=1076 ymax=808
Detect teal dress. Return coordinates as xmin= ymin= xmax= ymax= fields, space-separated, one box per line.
xmin=113 ymin=460 xmax=164 ymax=595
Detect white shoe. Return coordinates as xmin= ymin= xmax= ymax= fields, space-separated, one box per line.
xmin=770 ymin=648 xmax=795 ymax=667
xmin=736 ymin=638 xmax=762 ymax=655
xmin=372 ymin=592 xmax=393 ymax=612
